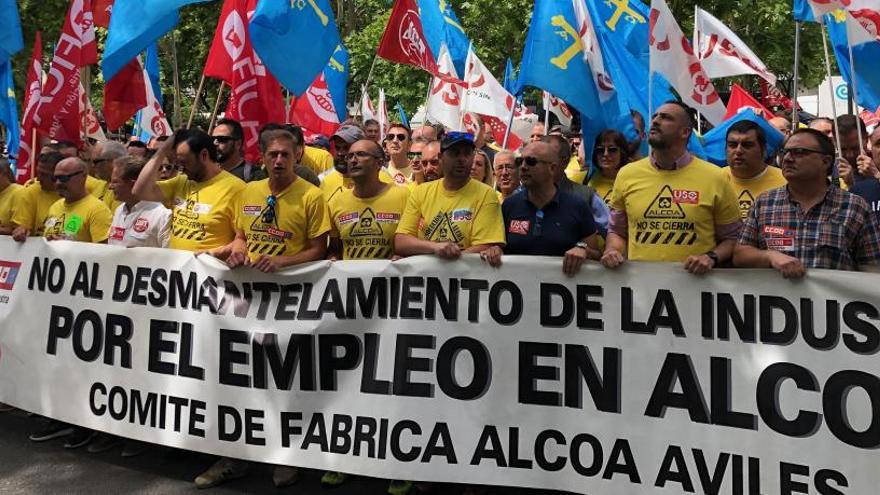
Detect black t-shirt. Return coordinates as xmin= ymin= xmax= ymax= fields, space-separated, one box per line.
xmin=849 ymin=179 xmax=880 ymax=221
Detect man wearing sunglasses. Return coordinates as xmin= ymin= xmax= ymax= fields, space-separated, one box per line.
xmin=41 ymin=157 xmax=113 ymax=243
xmin=133 ymin=128 xmax=246 ymax=253
xmin=385 ymin=124 xmax=414 ymax=185
xmin=602 ymin=101 xmax=741 ymax=275
xmin=212 ymin=118 xmax=257 ymax=182
xmin=11 ymin=152 xmax=65 ymax=240
xmin=396 ymin=132 xmax=505 ymax=259
xmin=734 ymin=129 xmax=880 ymax=277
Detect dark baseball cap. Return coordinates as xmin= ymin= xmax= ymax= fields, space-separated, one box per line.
xmin=440 ymin=131 xmax=476 ymax=153
xmin=332 ymin=125 xmax=365 ymax=144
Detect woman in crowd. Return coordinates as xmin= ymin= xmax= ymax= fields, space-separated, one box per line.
xmin=470 ymin=150 xmax=494 ymax=186
xmin=588 ymin=129 xmax=631 ymax=205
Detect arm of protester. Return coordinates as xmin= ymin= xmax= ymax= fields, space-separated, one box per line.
xmin=251 ymin=233 xmax=329 ymax=273
xmin=856 ymin=154 xmax=880 ymax=180
xmin=563 ymin=233 xmax=600 ymax=277
xmin=838 ymin=157 xmax=854 ymax=187
xmin=394 ymin=233 xmax=461 ymax=259
xmin=478 ymin=244 xmax=503 ymax=267
xmin=133 ymin=138 xmax=173 ymax=202
xmin=601 ymin=231 xmax=627 ymax=269
xmin=327 ymin=237 xmax=342 ymax=261
xmin=11 ymin=226 xmax=30 ymax=242
xmin=733 ymin=244 xmax=805 ymax=279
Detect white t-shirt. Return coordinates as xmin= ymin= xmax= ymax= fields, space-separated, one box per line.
xmin=109 ymin=201 xmax=172 ymax=248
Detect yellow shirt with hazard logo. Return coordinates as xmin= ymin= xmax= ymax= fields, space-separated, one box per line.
xmin=588 ymin=173 xmax=616 ymax=206
xmin=319 ymin=168 xmax=395 ymax=203
xmin=0 ymin=183 xmax=22 ymax=230
xmin=235 ymin=177 xmax=330 ymax=261
xmin=11 ymin=183 xmax=61 ymax=235
xmin=723 ymin=166 xmax=787 ymax=220
xmin=397 ymin=179 xmax=506 ymax=248
xmin=158 ymin=170 xmax=246 ymax=252
xmin=329 ymin=185 xmax=410 ymax=260
xmin=302 ymin=146 xmax=334 ymax=176
xmin=609 ymin=157 xmax=741 ymax=262
xmin=43 ymin=195 xmax=113 ymax=243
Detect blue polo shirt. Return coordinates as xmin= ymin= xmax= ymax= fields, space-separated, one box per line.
xmin=502 ymin=188 xmax=597 ymax=256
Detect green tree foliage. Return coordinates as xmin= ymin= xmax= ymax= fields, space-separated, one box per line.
xmin=10 ymin=0 xmax=835 ymax=129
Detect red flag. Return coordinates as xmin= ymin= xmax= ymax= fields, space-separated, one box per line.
xmin=724 ymin=84 xmax=774 ymax=120
xmin=289 ymin=73 xmax=341 ymax=137
xmin=18 ymin=33 xmax=44 ymax=184
xmin=103 ymin=58 xmax=147 ymax=130
xmin=34 ymin=0 xmax=97 ymax=145
xmin=759 ymin=79 xmax=800 ymax=113
xmin=377 ymin=0 xmax=438 ymax=75
xmin=92 ymin=0 xmax=113 ymax=28
xmin=206 ymin=0 xmax=285 ymax=163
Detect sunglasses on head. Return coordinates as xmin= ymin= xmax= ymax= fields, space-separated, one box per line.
xmin=262 ymin=195 xmax=277 ymax=224
xmin=385 ymin=133 xmax=408 ymax=142
xmin=53 ymin=171 xmax=83 ymax=183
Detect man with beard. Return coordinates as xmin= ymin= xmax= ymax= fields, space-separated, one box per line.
xmin=420 ymin=140 xmax=443 ymax=182
xmin=602 ymin=101 xmax=741 ymax=274
xmin=11 ymin=152 xmax=65 ymax=239
xmin=212 ymin=118 xmax=259 ymax=182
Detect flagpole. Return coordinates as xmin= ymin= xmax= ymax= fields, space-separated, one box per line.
xmin=29 ymin=129 xmax=37 ymax=180
xmin=501 ymin=101 xmax=516 ymax=150
xmin=845 ymin=27 xmax=866 ymax=155
xmin=186 ymin=73 xmax=207 ymax=129
xmin=542 ymin=92 xmax=549 ymax=135
xmin=820 ymin=19 xmax=843 ymax=158
xmin=421 ymin=75 xmax=432 ymax=126
xmin=170 ymin=32 xmax=182 ymax=129
xmin=208 ymin=82 xmax=227 ymax=133
xmin=791 ymin=21 xmax=802 ymax=128
xmin=693 ymin=5 xmax=702 ymax=135
xmin=357 ymin=57 xmax=379 ymax=118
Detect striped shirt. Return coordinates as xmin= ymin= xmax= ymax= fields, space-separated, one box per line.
xmin=738 ymin=185 xmax=880 ymax=270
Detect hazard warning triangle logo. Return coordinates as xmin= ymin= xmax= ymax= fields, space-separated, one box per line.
xmin=737 ymin=190 xmax=755 ymax=218
xmin=644 ymin=185 xmax=686 ymax=219
xmin=350 ymin=208 xmax=384 ymax=237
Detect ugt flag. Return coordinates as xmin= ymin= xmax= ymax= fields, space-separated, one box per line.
xmin=103 ymin=0 xmax=211 ymax=80
xmin=250 ymin=0 xmax=341 ymax=96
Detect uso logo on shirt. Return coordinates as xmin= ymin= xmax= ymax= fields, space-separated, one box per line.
xmin=134 ymin=217 xmax=150 ymax=233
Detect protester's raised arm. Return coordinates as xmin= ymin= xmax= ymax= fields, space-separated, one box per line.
xmin=133 ymin=138 xmax=173 ymax=202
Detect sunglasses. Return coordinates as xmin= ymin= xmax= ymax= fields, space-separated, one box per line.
xmin=53 ymin=171 xmax=83 ymax=183
xmin=262 ymin=195 xmax=277 ymax=224
xmin=781 ymin=147 xmax=830 ymax=158
xmin=520 ymin=156 xmax=553 ymax=167
xmin=213 ymin=136 xmax=238 ymax=144
xmin=407 ymin=152 xmax=421 ymax=160
xmin=385 ymin=133 xmax=408 ymax=142
xmin=596 ymin=146 xmax=620 ymax=154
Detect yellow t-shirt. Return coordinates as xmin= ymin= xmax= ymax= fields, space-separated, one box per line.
xmin=319 ymin=169 xmax=395 ymax=203
xmin=609 ymin=157 xmax=741 ymax=262
xmin=329 ymin=185 xmax=410 ymax=260
xmin=397 ymin=179 xmax=506 ymax=248
xmin=43 ymin=195 xmax=113 ymax=243
xmin=0 ymin=183 xmax=22 ymax=230
xmin=387 ymin=163 xmax=414 ymax=185
xmin=235 ymin=177 xmax=330 ymax=261
xmin=723 ymin=166 xmax=787 ymax=220
xmin=302 ymin=146 xmax=334 ymax=176
xmin=11 ymin=183 xmax=61 ymax=235
xmin=588 ymin=173 xmax=616 ymax=206
xmin=158 ymin=171 xmax=246 ymax=251
xmin=565 ymin=157 xmax=587 ymax=184
xmin=86 ymin=175 xmax=108 ymax=200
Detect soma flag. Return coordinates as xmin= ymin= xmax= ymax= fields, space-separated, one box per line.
xmin=649 ymin=0 xmax=726 ymax=125
xmin=17 ymin=33 xmax=43 ymax=183
xmin=426 ymin=43 xmax=464 ymax=130
xmin=249 ymin=0 xmax=341 ymax=96
xmin=694 ymin=8 xmax=777 ymax=85
xmin=103 ymin=0 xmax=209 ymax=80
xmin=377 ymin=0 xmax=439 ymax=75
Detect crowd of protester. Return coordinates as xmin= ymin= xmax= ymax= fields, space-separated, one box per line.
xmin=1 ymin=99 xmax=879 ymax=494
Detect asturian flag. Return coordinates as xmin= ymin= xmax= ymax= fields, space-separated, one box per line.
xmin=426 ymin=43 xmax=464 ymax=130
xmin=695 ymin=8 xmax=777 ymax=85
xmin=649 ymin=0 xmax=726 ymax=125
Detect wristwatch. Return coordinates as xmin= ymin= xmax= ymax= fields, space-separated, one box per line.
xmin=575 ymin=241 xmax=590 ymax=250
xmin=705 ymin=250 xmax=719 ymax=267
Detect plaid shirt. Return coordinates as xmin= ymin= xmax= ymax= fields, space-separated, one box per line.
xmin=739 ymin=185 xmax=880 ymax=270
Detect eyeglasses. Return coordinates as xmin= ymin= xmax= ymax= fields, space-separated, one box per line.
xmin=596 ymin=146 xmax=620 ymax=154
xmin=263 ymin=195 xmax=277 ymax=224
xmin=385 ymin=133 xmax=408 ymax=142
xmin=407 ymin=152 xmax=421 ymax=161
xmin=494 ymin=163 xmax=517 ymax=172
xmin=344 ymin=151 xmax=382 ymax=161
xmin=213 ymin=136 xmax=238 ymax=144
xmin=533 ymin=210 xmax=544 ymax=237
xmin=53 ymin=171 xmax=83 ymax=183
xmin=520 ymin=156 xmax=554 ymax=167
xmin=781 ymin=147 xmax=830 ymax=158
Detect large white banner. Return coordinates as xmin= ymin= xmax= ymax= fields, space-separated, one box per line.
xmin=0 ymin=238 xmax=877 ymax=494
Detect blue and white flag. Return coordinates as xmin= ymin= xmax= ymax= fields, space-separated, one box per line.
xmin=103 ymin=0 xmax=211 ymax=80
xmin=418 ymin=0 xmax=471 ymax=78
xmin=827 ymin=11 xmax=880 ymax=112
xmin=250 ymin=0 xmax=341 ymax=96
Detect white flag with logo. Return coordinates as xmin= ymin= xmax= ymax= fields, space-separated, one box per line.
xmin=695 ymin=8 xmax=777 ymax=85
xmin=360 ymin=86 xmax=375 ymax=122
xmin=461 ymin=48 xmax=514 ymax=119
xmin=649 ymin=0 xmax=726 ymax=125
xmin=426 ymin=43 xmax=463 ymax=130
xmin=137 ymin=65 xmax=171 ymax=139
xmin=807 ymin=0 xmax=880 ymax=19
xmin=543 ymin=91 xmax=573 ymax=128
xmin=79 ymin=82 xmax=106 ymax=142
xmin=378 ymin=88 xmax=388 ymax=141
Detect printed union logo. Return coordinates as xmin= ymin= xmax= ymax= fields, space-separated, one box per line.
xmin=0 ymin=261 xmax=22 ymax=291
